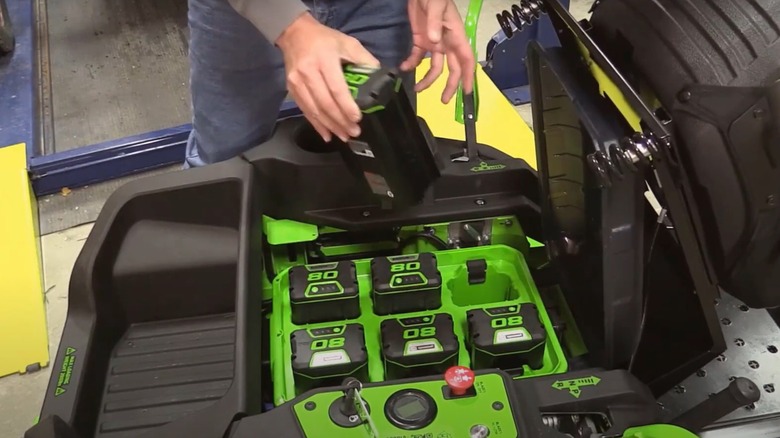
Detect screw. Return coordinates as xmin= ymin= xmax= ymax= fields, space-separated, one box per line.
xmin=674 ymin=385 xmax=686 ymax=394
xmin=721 ymin=318 xmax=732 ymax=326
xmin=717 ymin=354 xmax=727 ymax=362
xmin=750 ymin=360 xmax=760 ymax=369
xmin=475 ymin=199 xmax=486 ymax=206
xmin=362 ymin=210 xmax=371 ymax=217
xmin=754 ymin=108 xmax=765 ymax=118
xmin=470 ymin=424 xmax=490 ymax=438
xmin=735 ymin=338 xmax=745 ymax=347
xmin=492 ymin=401 xmax=504 ymax=410
xmin=696 ymin=369 xmax=707 ymax=377
xmin=304 ymin=401 xmax=316 ymax=411
xmin=739 ymin=304 xmax=750 ymax=312
xmin=768 ymin=345 xmax=778 ymax=354
xmin=746 ymin=403 xmax=757 ymax=411
xmin=678 ymin=90 xmax=692 ymax=102
xmin=765 ymin=384 xmax=775 ymax=394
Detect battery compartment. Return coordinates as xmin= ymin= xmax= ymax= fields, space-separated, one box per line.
xmin=447 ymin=262 xmax=520 ymax=307
xmin=269 ymin=245 xmax=568 ymax=405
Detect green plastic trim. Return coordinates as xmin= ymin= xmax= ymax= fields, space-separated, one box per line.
xmin=623 ymin=425 xmax=698 ymax=438
xmin=263 ymin=216 xmax=319 ymax=245
xmin=455 ymin=0 xmax=482 ymax=125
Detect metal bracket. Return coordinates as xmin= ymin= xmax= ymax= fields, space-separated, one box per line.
xmin=447 ymin=219 xmax=493 ymax=248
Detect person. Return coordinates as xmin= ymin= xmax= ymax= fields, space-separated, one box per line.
xmin=185 ymin=0 xmax=476 ymax=167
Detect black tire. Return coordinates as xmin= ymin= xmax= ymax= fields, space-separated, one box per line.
xmin=590 ymin=0 xmax=780 ymax=308
xmin=0 ymin=0 xmax=13 ymax=55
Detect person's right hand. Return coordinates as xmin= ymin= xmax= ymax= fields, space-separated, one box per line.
xmin=276 ymin=13 xmax=380 ymax=143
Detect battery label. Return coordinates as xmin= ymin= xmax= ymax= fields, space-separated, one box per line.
xmin=404 ymin=339 xmax=444 ymax=356
xmin=392 ymin=273 xmax=426 ymax=287
xmin=494 ymin=328 xmax=530 ymax=344
xmin=310 ymin=350 xmax=351 ymax=367
xmin=306 ymin=282 xmax=343 ymax=296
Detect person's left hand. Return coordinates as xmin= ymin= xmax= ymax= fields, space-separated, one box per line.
xmin=400 ymin=0 xmax=476 ymax=104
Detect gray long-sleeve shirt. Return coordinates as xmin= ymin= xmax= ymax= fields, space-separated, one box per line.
xmin=228 ymin=0 xmax=310 ymax=44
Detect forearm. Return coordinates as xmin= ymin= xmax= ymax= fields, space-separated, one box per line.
xmin=227 ymin=0 xmax=310 ymax=44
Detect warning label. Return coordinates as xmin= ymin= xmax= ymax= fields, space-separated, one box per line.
xmin=54 ymin=347 xmax=77 ymax=396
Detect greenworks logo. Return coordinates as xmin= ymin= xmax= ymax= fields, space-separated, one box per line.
xmin=471 ymin=161 xmax=506 ymax=172
xmin=552 ymin=376 xmax=601 ymax=399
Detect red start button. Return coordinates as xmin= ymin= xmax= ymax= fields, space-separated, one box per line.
xmin=444 ymin=366 xmax=475 ymax=395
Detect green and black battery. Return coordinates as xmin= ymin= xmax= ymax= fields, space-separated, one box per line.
xmin=466 ymin=304 xmax=547 ymax=371
xmin=289 ymin=261 xmax=360 ymax=325
xmin=341 ymin=64 xmax=441 ymax=208
xmin=371 ymin=253 xmax=442 ymax=315
xmin=290 ymin=324 xmax=368 ymax=393
xmin=380 ymin=314 xmax=459 ymax=380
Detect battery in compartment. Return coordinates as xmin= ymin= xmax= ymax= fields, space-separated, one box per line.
xmin=289 ymin=261 xmax=360 ymax=325
xmin=290 ymin=324 xmax=368 ymax=392
xmin=381 ymin=313 xmax=459 ymax=380
xmin=371 ymin=253 xmax=442 ymax=315
xmin=467 ymin=304 xmax=547 ymax=371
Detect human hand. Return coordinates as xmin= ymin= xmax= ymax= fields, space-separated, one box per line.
xmin=400 ymin=0 xmax=476 ymax=104
xmin=276 ymin=13 xmax=380 ymax=142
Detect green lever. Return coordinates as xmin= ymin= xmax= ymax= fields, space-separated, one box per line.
xmin=455 ymin=0 xmax=482 ymax=126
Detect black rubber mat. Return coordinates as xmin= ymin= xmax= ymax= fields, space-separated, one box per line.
xmin=94 ymin=313 xmax=236 ymax=438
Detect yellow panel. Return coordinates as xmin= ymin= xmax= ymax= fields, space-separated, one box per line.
xmin=415 ymin=59 xmax=537 ymax=168
xmin=575 ymin=40 xmax=642 ymax=132
xmin=0 ymin=144 xmax=49 ymax=377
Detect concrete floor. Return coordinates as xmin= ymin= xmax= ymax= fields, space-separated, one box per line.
xmin=1 ymin=1 xmax=593 ymax=437
xmin=1 ymin=224 xmax=92 ymax=436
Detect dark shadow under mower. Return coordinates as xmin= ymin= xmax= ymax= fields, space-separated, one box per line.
xmin=26 ymin=0 xmax=780 ymax=437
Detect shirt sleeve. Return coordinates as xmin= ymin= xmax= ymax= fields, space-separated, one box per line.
xmin=227 ymin=0 xmax=310 ymax=44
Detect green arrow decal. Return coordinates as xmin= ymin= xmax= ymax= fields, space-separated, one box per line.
xmin=552 ymin=376 xmax=602 ymax=399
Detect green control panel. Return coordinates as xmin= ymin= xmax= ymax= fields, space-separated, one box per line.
xmin=293 ymin=372 xmax=517 ymax=437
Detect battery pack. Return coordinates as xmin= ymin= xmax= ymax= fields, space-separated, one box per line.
xmin=289 ymin=261 xmax=360 ymax=325
xmin=371 ymin=253 xmax=442 ymax=315
xmin=467 ymin=304 xmax=547 ymax=371
xmin=381 ymin=314 xmax=459 ymax=380
xmin=341 ymin=65 xmax=441 ymax=208
xmin=290 ymin=323 xmax=368 ymax=392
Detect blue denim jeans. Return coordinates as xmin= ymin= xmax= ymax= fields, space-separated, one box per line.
xmin=186 ymin=0 xmax=412 ymax=166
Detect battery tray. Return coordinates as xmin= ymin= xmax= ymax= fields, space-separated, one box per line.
xmin=270 ymin=244 xmax=568 ymax=404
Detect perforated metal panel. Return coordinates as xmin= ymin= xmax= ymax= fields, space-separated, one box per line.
xmin=658 ymin=293 xmax=780 ymax=436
